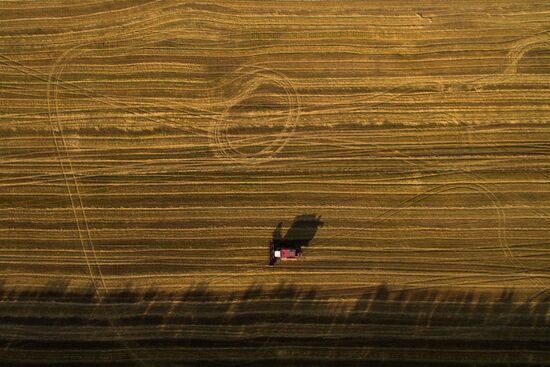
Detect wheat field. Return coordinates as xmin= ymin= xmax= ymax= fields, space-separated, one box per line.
xmin=0 ymin=1 xmax=549 ymax=366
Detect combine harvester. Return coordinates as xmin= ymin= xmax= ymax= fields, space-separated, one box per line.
xmin=268 ymin=240 xmax=303 ymax=266
xmin=268 ymin=214 xmax=322 ymax=266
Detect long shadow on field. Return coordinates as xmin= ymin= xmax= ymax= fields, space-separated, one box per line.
xmin=0 ymin=281 xmax=548 ymax=366
xmin=273 ymin=214 xmax=324 ymax=250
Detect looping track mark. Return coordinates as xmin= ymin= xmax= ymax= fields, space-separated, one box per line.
xmin=211 ymin=65 xmax=300 ymax=164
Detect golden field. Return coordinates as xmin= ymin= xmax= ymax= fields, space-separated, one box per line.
xmin=0 ymin=1 xmax=549 ymax=365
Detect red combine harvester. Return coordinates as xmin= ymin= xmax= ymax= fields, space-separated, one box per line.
xmin=268 ymin=214 xmax=322 ymax=265
xmin=268 ymin=240 xmax=303 ymax=266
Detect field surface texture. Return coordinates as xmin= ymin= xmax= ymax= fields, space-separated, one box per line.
xmin=0 ymin=1 xmax=549 ymax=366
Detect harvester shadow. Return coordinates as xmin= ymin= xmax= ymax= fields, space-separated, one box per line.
xmin=272 ymin=213 xmax=324 ymax=250
xmin=0 ymin=281 xmax=549 ymax=366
